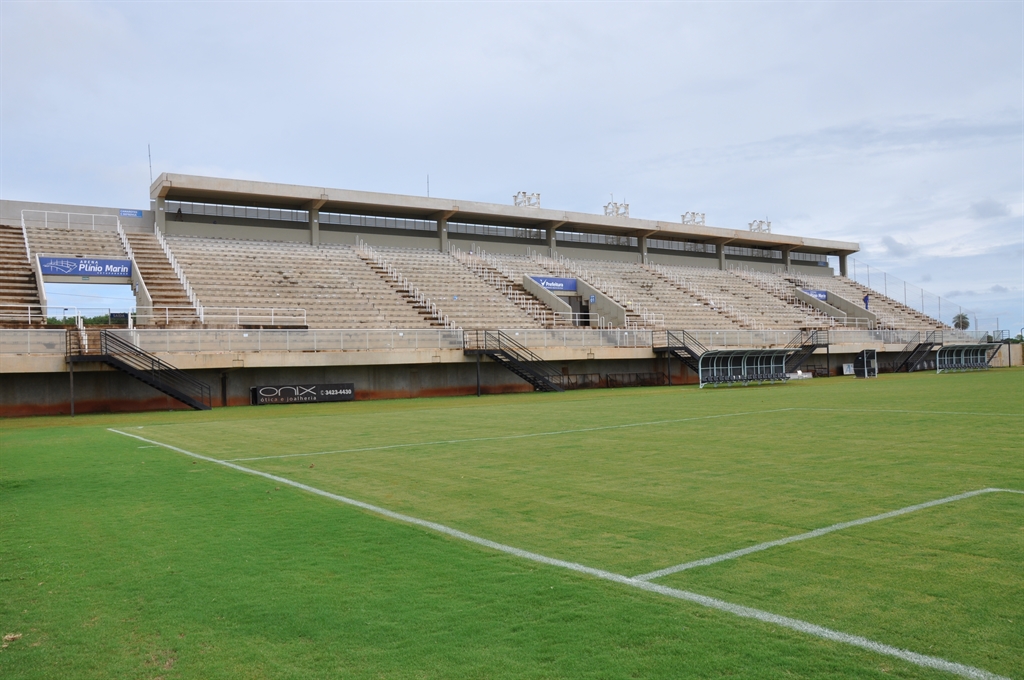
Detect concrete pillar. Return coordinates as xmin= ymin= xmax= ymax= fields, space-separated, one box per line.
xmin=155 ymin=197 xmax=166 ymax=234
xmin=309 ymin=208 xmax=320 ymax=246
xmin=839 ymin=253 xmax=848 ymax=277
xmin=782 ymin=247 xmax=792 ymax=272
xmin=639 ymin=234 xmax=648 ymax=264
xmin=718 ymin=243 xmax=726 ymax=270
xmin=542 ymin=221 xmax=565 ymax=257
xmin=437 ymin=217 xmax=448 ymax=252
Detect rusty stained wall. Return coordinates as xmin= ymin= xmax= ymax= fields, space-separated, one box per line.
xmin=0 ymin=356 xmax=692 ymax=417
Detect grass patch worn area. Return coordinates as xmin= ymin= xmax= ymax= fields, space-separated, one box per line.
xmin=1 ymin=368 xmax=1021 ymax=678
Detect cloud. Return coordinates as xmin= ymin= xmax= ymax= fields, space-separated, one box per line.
xmin=919 ymin=274 xmax=932 ymax=282
xmin=945 ymin=290 xmax=977 ymax=298
xmin=990 ymin=284 xmax=1010 ymax=293
xmin=881 ymin=235 xmax=913 ymax=258
xmin=969 ymin=199 xmax=1010 ymax=219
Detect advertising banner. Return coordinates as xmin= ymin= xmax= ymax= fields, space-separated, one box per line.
xmin=529 ymin=276 xmax=577 ymax=292
xmin=802 ymin=289 xmax=828 ymax=301
xmin=119 ymin=209 xmax=144 ymax=218
xmin=39 ymin=257 xmax=132 ymax=278
xmin=251 ymin=383 xmax=355 ymax=405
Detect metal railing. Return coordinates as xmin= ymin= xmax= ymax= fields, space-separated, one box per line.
xmin=20 ymin=220 xmax=30 ymax=259
xmin=135 ymin=306 xmax=307 ymax=327
xmin=1 ymin=326 xmax=1002 ymax=356
xmin=0 ymin=328 xmax=68 ymax=354
xmin=21 ymin=209 xmax=119 ymax=231
xmin=356 ymin=239 xmax=458 ymax=331
xmin=100 ymin=331 xmax=212 ymax=409
xmin=449 ymin=245 xmax=551 ymax=325
xmin=155 ymin=228 xmax=205 ymax=322
xmin=103 ymin=328 xmax=466 ymax=354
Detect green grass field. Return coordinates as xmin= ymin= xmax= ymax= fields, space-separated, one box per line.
xmin=2 ymin=370 xmax=1022 ymax=679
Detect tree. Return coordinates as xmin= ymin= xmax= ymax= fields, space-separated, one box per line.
xmin=953 ymin=313 xmax=970 ymax=330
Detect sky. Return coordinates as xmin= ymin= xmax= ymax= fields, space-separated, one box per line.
xmin=2 ymin=2 xmax=1021 ymax=331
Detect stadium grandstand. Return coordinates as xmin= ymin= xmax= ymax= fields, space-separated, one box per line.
xmin=0 ymin=173 xmax=1013 ymax=416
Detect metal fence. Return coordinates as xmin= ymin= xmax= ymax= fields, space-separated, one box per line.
xmin=0 ymin=327 xmax=1001 ymax=356
xmin=0 ymin=329 xmax=68 ymax=355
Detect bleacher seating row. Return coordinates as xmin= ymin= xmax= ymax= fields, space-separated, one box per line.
xmin=0 ymin=223 xmax=951 ymax=332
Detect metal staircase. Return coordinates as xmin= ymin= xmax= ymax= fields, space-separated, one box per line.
xmin=652 ymin=330 xmax=707 ymax=373
xmin=464 ymin=330 xmax=564 ymax=392
xmin=67 ymin=329 xmax=212 ymax=410
xmin=892 ymin=331 xmax=941 ymax=373
xmin=784 ymin=330 xmax=828 ymax=372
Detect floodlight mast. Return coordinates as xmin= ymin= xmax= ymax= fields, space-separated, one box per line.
xmin=604 ymin=194 xmax=629 ymax=218
xmin=748 ymin=219 xmax=771 ymax=233
xmin=513 ymin=191 xmax=541 ymax=208
xmin=681 ymin=212 xmax=705 ymax=226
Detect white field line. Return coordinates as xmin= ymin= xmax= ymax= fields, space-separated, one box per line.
xmin=220 ymin=408 xmax=797 ymax=462
xmin=635 ymin=488 xmax=1024 ymax=581
xmin=793 ymin=408 xmax=1021 ymax=418
xmin=109 ymin=427 xmax=1009 ymax=680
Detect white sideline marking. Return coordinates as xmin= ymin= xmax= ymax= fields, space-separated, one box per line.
xmin=634 ymin=488 xmax=1024 ymax=581
xmin=222 ymin=408 xmax=797 ymax=462
xmin=109 ymin=427 xmax=1009 ymax=680
xmin=795 ymin=408 xmax=1021 ymax=418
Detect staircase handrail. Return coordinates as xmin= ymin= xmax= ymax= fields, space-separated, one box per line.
xmin=19 ymin=214 xmax=31 ymax=260
xmin=101 ymin=330 xmax=212 ymax=407
xmin=728 ymin=268 xmax=833 ymax=328
xmin=154 ymin=228 xmax=205 ymax=323
xmin=448 ymin=246 xmax=550 ymax=325
xmin=649 ymin=264 xmax=764 ymax=330
xmin=485 ymin=330 xmax=563 ymax=381
xmin=356 ymin=239 xmax=459 ymax=331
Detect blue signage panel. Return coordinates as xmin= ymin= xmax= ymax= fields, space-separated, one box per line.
xmin=530 ymin=276 xmax=577 ymax=292
xmin=40 ymin=257 xmax=132 ymax=278
xmin=802 ymin=289 xmax=828 ymax=301
xmin=119 ymin=209 xmax=144 ymax=218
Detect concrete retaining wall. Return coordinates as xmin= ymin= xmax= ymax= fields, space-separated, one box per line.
xmin=0 ymin=356 xmax=692 ymax=417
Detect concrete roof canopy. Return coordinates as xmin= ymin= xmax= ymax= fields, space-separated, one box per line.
xmin=152 ymin=173 xmax=859 ymax=257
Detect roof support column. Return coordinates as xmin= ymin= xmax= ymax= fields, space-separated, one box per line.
xmin=155 ymin=197 xmax=166 ymax=234
xmin=782 ymin=247 xmax=792 ymax=272
xmin=637 ymin=230 xmax=654 ymax=265
xmin=432 ymin=210 xmax=458 ymax=253
xmin=711 ymin=238 xmax=732 ymax=270
xmin=542 ymin=221 xmax=565 ymax=257
xmin=152 ymin=177 xmax=172 ymax=234
xmin=306 ymin=196 xmax=326 ymax=247
xmin=839 ymin=253 xmax=849 ymax=277
xmin=310 ymin=210 xmax=319 ymax=246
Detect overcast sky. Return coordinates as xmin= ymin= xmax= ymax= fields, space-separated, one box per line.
xmin=2 ymin=1 xmax=1021 ymax=330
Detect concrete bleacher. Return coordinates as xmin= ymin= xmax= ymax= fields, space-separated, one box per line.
xmin=792 ymin=273 xmax=946 ymax=330
xmin=124 ymin=232 xmax=201 ymax=327
xmin=369 ymin=247 xmax=545 ymax=329
xmin=165 ymin=236 xmax=434 ymax=329
xmin=0 ymin=225 xmax=43 ymax=325
xmin=566 ymin=258 xmax=744 ymax=329
xmin=656 ymin=264 xmax=834 ymax=329
xmin=26 ymin=225 xmax=127 ymax=258
xmin=485 ymin=253 xmax=743 ymax=329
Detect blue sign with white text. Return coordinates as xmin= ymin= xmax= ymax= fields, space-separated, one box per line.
xmin=530 ymin=276 xmax=577 ymax=292
xmin=119 ymin=209 xmax=144 ymax=218
xmin=40 ymin=257 xmax=132 ymax=278
xmin=802 ymin=289 xmax=828 ymax=301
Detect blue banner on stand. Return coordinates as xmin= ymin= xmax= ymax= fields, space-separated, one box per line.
xmin=530 ymin=276 xmax=577 ymax=292
xmin=802 ymin=289 xmax=828 ymax=301
xmin=119 ymin=209 xmax=144 ymax=218
xmin=40 ymin=257 xmax=132 ymax=277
